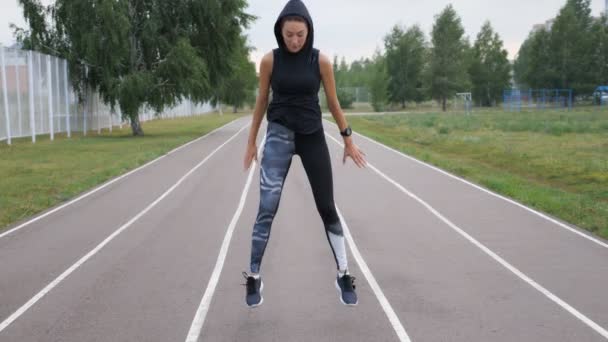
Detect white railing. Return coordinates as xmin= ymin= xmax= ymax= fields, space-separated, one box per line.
xmin=0 ymin=45 xmax=214 ymax=144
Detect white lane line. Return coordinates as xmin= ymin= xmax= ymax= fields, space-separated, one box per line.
xmin=323 ymin=119 xmax=608 ymax=250
xmin=0 ymin=122 xmax=250 ymax=334
xmin=185 ymin=136 xmax=265 ymax=342
xmin=0 ymin=118 xmax=244 ymax=240
xmin=336 ymin=205 xmax=412 ymax=342
xmin=325 ymin=132 xmax=608 ymax=340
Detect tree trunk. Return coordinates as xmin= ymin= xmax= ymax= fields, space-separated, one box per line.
xmin=130 ymin=115 xmax=144 ymax=136
xmin=486 ymin=85 xmax=491 ymax=107
xmin=442 ymin=96 xmax=447 ymax=112
xmin=233 ymin=105 xmax=238 ymax=113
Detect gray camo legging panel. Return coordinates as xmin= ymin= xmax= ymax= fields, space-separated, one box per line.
xmin=250 ymin=122 xmax=347 ymax=274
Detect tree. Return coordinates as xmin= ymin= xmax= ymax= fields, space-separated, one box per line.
xmin=384 ymin=25 xmax=426 ymax=108
xmin=428 ymin=5 xmax=470 ymax=111
xmin=469 ymin=21 xmax=511 ymax=106
xmin=332 ymin=55 xmax=354 ymax=108
xmin=14 ymin=0 xmax=254 ymax=135
xmin=589 ymin=14 xmax=608 ymax=86
xmin=215 ymin=35 xmax=257 ymax=113
xmin=550 ymin=0 xmax=595 ymax=95
xmin=513 ymin=33 xmax=533 ymax=88
xmin=514 ymin=28 xmax=555 ymax=89
xmin=369 ymin=50 xmax=389 ymax=112
xmin=515 ymin=0 xmax=598 ymax=96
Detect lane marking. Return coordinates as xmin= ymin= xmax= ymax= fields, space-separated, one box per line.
xmin=0 ymin=122 xmax=250 ymax=334
xmin=326 ymin=132 xmax=608 ymax=340
xmin=185 ymin=136 xmax=265 ymax=342
xmin=336 ymin=205 xmax=412 ymax=342
xmin=323 ymin=119 xmax=608 ymax=250
xmin=0 ymin=118 xmax=244 ymax=240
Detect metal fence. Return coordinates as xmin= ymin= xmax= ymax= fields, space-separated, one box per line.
xmin=0 ymin=45 xmax=213 ymax=144
xmin=503 ymin=89 xmax=573 ymax=112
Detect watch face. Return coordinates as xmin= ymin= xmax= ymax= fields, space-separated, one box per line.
xmin=345 ymin=127 xmax=352 ymax=136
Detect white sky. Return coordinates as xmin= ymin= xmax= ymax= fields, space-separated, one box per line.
xmin=2 ymin=0 xmax=607 ymax=71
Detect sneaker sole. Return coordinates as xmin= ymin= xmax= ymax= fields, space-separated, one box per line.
xmin=247 ymin=280 xmax=264 ymax=308
xmin=335 ymin=280 xmax=358 ymax=306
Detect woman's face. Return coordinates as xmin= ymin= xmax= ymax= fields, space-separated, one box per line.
xmin=282 ymin=20 xmax=308 ymax=53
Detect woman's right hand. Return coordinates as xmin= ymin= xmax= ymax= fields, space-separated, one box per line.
xmin=243 ymin=143 xmax=258 ymax=171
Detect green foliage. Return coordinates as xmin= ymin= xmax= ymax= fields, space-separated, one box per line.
xmin=469 ymin=22 xmax=512 ymax=106
xmin=369 ymin=51 xmax=389 ymax=112
xmin=215 ymin=35 xmax=257 ymax=111
xmin=15 ymin=0 xmax=254 ymax=135
xmin=515 ymin=0 xmax=602 ymax=96
xmin=384 ymin=25 xmax=427 ymax=107
xmin=337 ymin=88 xmax=354 ymax=109
xmin=589 ymin=14 xmax=608 ymax=87
xmin=428 ymin=5 xmax=470 ymax=111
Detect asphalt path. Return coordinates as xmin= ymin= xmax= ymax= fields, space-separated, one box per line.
xmin=1 ymin=115 xmax=607 ymax=341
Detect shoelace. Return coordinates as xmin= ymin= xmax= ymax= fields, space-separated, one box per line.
xmin=242 ymin=272 xmax=257 ymax=295
xmin=341 ymin=274 xmax=356 ymax=292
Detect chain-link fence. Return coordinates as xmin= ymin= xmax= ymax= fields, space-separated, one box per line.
xmin=0 ymin=45 xmax=213 ymax=144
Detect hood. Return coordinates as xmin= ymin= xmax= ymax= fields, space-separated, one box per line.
xmin=274 ymin=0 xmax=314 ymax=56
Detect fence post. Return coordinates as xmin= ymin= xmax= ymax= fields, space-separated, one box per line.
xmin=63 ymin=59 xmax=71 ymax=137
xmin=15 ymin=53 xmax=23 ymax=137
xmin=54 ymin=57 xmax=60 ymax=132
xmin=83 ymin=68 xmax=88 ymax=136
xmin=96 ymin=93 xmax=101 ymax=134
xmin=46 ymin=55 xmax=54 ymax=141
xmin=1 ymin=45 xmax=12 ymax=145
xmin=554 ymin=89 xmax=558 ymax=110
xmin=27 ymin=51 xmax=36 ymax=142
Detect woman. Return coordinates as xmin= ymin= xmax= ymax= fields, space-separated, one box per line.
xmin=242 ymin=0 xmax=366 ymax=308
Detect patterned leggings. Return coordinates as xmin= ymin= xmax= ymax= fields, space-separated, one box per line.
xmin=249 ymin=121 xmax=347 ymax=274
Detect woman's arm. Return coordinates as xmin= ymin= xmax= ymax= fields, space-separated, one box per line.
xmin=319 ymin=53 xmax=366 ymax=168
xmin=244 ymin=52 xmax=273 ymax=170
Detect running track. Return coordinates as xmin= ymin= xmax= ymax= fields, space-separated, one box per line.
xmin=1 ymin=116 xmax=607 ymax=341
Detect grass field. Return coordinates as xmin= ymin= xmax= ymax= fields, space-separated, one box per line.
xmin=2 ymin=107 xmax=606 ymax=241
xmin=0 ymin=112 xmax=244 ymax=232
xmin=340 ymin=107 xmax=608 ymax=240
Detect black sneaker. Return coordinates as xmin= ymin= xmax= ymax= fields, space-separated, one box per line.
xmin=336 ymin=273 xmax=358 ymax=306
xmin=242 ymin=272 xmax=263 ymax=307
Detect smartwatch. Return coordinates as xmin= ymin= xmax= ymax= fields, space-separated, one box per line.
xmin=340 ymin=125 xmax=352 ymax=137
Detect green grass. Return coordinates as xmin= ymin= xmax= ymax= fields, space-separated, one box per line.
xmin=0 ymin=113 xmax=244 ymax=232
xmin=340 ymin=108 xmax=608 ymax=240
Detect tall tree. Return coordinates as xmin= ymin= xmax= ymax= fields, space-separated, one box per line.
xmin=589 ymin=14 xmax=608 ymax=86
xmin=550 ymin=0 xmax=595 ymax=95
xmin=469 ymin=21 xmax=511 ymax=106
xmin=514 ymin=0 xmax=597 ymax=96
xmin=428 ymin=5 xmax=470 ymax=111
xmin=369 ymin=50 xmax=389 ymax=112
xmin=14 ymin=0 xmax=254 ymax=135
xmin=384 ymin=25 xmax=426 ymax=108
xmin=514 ymin=28 xmax=555 ymax=89
xmin=216 ymin=35 xmax=257 ymax=113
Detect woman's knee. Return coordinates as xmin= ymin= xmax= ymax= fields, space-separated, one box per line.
xmin=317 ymin=204 xmax=339 ymax=226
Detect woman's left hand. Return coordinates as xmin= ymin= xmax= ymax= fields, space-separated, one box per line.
xmin=343 ymin=140 xmax=367 ymax=168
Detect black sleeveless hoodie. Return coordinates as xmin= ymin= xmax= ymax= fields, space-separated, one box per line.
xmin=266 ymin=0 xmax=323 ymax=134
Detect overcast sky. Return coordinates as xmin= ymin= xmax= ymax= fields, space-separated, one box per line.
xmin=2 ymin=0 xmax=607 ymax=70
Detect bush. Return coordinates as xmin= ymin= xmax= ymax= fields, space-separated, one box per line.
xmin=337 ymin=88 xmax=354 ymax=109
